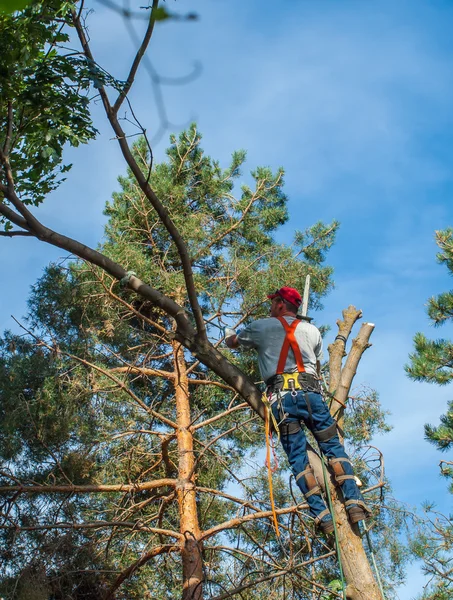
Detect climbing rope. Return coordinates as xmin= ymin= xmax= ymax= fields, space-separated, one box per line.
xmin=262 ymin=391 xmax=281 ymax=537
xmin=362 ymin=522 xmax=387 ymax=599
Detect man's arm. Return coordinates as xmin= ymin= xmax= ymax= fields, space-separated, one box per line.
xmin=225 ymin=334 xmax=239 ymax=349
xmin=224 ymin=328 xmax=239 ymax=349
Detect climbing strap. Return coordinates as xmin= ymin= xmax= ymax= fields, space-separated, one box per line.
xmin=275 ymin=317 xmax=305 ymax=374
xmin=262 ymin=391 xmax=281 ymax=537
xmin=119 ymin=270 xmax=137 ymax=287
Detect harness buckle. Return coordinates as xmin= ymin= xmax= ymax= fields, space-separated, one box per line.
xmin=281 ymin=373 xmax=302 ymax=391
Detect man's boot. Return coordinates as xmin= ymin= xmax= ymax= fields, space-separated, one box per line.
xmin=345 ymin=500 xmax=372 ymax=524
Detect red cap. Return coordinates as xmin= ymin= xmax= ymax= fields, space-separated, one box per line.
xmin=267 ymin=286 xmax=302 ymax=307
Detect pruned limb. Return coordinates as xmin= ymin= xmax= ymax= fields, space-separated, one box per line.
xmin=338 ymin=322 xmax=374 ymax=406
xmin=333 ymin=322 xmax=375 ymax=430
xmin=328 ymin=306 xmax=374 ymax=430
xmin=328 ymin=305 xmax=363 ymax=394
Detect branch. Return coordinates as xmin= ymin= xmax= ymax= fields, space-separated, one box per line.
xmin=200 ymin=503 xmax=307 ymax=541
xmin=196 ymin=487 xmax=262 ymax=513
xmin=109 ymin=365 xmax=175 ymax=379
xmin=72 ymin=10 xmax=208 ymax=342
xmin=0 ymin=520 xmax=180 ymax=536
xmin=192 ymin=402 xmax=248 ymax=431
xmin=188 ymin=378 xmax=236 ymax=392
xmin=0 ymin=230 xmax=34 ymax=237
xmin=208 ymin=552 xmax=336 ymax=600
xmin=0 ymin=478 xmax=176 ymax=495
xmin=112 ymin=0 xmax=159 ymax=114
xmin=104 ymin=544 xmax=180 ymax=600
xmin=3 ymin=101 xmax=13 ymax=155
xmin=0 ymin=199 xmax=32 ymax=231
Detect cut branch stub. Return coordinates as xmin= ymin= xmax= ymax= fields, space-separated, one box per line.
xmin=331 ymin=321 xmax=374 ymax=431
xmin=328 ymin=305 xmax=363 ymax=394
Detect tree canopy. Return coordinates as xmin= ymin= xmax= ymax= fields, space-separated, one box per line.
xmin=0 ymin=2 xmax=407 ymax=599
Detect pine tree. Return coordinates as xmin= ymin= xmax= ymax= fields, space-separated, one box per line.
xmin=0 ymin=130 xmax=408 ymax=599
xmin=407 ymin=228 xmax=453 ymax=599
xmin=0 ymin=4 xmax=407 ymax=599
xmin=0 ymin=129 xmax=339 ymax=598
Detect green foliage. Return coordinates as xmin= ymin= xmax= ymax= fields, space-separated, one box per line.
xmin=0 ymin=0 xmax=31 ymax=14
xmin=0 ymin=126 xmax=343 ymax=598
xmin=343 ymin=386 xmax=392 ymax=446
xmin=407 ymin=229 xmax=453 ymax=385
xmin=425 ymin=400 xmax=453 ymax=455
xmin=407 ymin=332 xmax=453 ymax=385
xmin=406 ymin=227 xmax=453 ymax=598
xmin=0 ymin=0 xmax=97 ymax=216
xmin=0 ymin=127 xmax=405 ymax=597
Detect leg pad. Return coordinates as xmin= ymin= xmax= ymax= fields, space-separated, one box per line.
xmin=314 ymin=422 xmax=337 ymax=442
xmin=329 ymin=457 xmax=356 ymax=485
xmin=296 ymin=465 xmax=321 ymax=498
xmin=279 ymin=420 xmax=302 ymax=436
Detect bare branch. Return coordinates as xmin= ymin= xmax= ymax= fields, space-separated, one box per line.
xmin=72 ymin=11 xmax=208 ymax=342
xmin=0 ymin=230 xmax=34 ymax=237
xmin=192 ymin=402 xmax=249 ymax=431
xmin=200 ymin=503 xmax=307 ymax=541
xmin=0 ymin=520 xmax=180 ymax=537
xmin=112 ymin=0 xmax=159 ymax=114
xmin=0 ymin=478 xmax=176 ymax=494
xmin=208 ymin=551 xmax=337 ymax=600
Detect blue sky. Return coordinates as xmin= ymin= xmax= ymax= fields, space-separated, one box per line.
xmin=2 ymin=0 xmax=453 ymax=597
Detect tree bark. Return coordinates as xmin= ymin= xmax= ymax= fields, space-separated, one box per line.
xmin=173 ymin=339 xmax=204 ymax=600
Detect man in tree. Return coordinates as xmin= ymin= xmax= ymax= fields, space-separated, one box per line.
xmin=226 ymin=286 xmax=370 ymax=534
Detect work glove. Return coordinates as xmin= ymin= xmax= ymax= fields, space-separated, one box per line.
xmin=224 ymin=327 xmax=237 ymax=340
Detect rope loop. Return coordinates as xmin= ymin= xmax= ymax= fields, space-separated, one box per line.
xmin=119 ymin=270 xmax=137 ymax=288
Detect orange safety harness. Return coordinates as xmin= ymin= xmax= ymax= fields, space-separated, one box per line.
xmin=264 ymin=317 xmax=305 ymax=537
xmin=275 ymin=316 xmax=305 ymax=374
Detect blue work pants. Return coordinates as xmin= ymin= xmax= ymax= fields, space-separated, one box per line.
xmin=271 ymin=389 xmax=363 ymax=521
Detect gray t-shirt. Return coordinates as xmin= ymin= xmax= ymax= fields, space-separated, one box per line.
xmin=237 ymin=316 xmax=323 ymax=382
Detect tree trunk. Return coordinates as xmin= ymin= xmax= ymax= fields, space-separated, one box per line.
xmin=173 ymin=339 xmax=203 ymax=600
xmin=332 ymin=496 xmax=382 ymax=600
xmin=310 ymin=306 xmax=382 ymax=600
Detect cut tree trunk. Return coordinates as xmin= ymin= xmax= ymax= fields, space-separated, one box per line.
xmin=310 ymin=305 xmax=382 ymax=600
xmin=173 ymin=339 xmax=203 ymax=600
